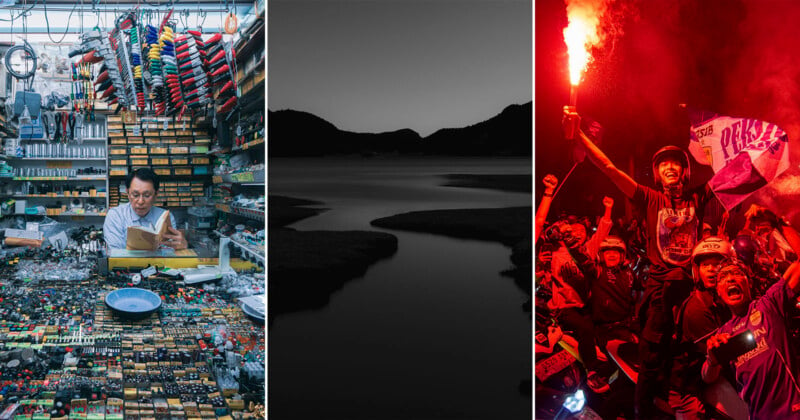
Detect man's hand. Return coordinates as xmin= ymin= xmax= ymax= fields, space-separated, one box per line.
xmin=160 ymin=226 xmax=188 ymax=250
xmin=603 ymin=196 xmax=614 ymax=209
xmin=706 ymin=332 xmax=731 ymax=366
xmin=562 ymin=106 xmax=581 ymax=140
xmin=543 ymin=174 xmax=558 ymax=193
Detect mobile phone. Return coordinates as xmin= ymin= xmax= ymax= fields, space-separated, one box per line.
xmin=713 ymin=330 xmax=758 ymax=364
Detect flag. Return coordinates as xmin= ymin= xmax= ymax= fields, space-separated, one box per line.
xmin=688 ymin=109 xmax=790 ymax=210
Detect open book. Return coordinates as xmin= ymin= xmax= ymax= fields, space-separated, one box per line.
xmin=126 ymin=210 xmax=171 ymax=251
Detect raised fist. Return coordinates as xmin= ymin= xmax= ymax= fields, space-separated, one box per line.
xmin=603 ymin=196 xmax=614 ymax=209
xmin=543 ymin=174 xmax=558 ymax=191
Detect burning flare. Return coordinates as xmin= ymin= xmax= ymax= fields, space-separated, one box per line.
xmin=563 ymin=0 xmax=608 ymax=86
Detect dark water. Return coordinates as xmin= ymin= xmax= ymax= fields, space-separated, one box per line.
xmin=269 ymin=158 xmax=532 ymax=419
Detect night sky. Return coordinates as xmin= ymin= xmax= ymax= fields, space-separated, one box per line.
xmin=269 ymin=0 xmax=532 ymax=137
xmin=536 ymin=0 xmax=800 ymax=223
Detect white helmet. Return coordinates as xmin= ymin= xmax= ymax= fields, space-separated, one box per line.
xmin=691 ymin=236 xmax=734 ymax=282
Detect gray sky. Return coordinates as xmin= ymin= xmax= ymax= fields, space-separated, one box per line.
xmin=269 ymin=0 xmax=532 ymax=137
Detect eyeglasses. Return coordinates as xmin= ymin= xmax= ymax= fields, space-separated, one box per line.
xmin=129 ymin=192 xmax=155 ymax=200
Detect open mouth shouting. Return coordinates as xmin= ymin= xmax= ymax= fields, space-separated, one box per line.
xmin=716 ymin=266 xmax=750 ymax=308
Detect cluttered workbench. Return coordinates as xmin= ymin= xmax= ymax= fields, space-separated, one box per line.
xmin=0 ymin=245 xmax=265 ymax=420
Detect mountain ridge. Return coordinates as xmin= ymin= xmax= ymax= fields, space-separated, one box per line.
xmin=269 ymin=102 xmax=531 ymax=156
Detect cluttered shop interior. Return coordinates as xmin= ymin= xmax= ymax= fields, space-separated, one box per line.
xmin=0 ymin=0 xmax=266 ymax=418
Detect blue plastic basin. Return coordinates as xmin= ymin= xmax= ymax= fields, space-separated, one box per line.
xmin=105 ymin=288 xmax=162 ymax=320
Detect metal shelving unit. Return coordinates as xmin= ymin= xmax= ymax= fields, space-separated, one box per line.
xmin=0 ymin=116 xmax=110 ymax=216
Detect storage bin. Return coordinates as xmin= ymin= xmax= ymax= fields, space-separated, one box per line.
xmin=153 ymin=167 xmax=171 ymax=176
xmin=174 ymin=167 xmax=192 ymax=176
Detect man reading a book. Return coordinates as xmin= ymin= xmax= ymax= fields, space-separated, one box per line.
xmin=103 ymin=168 xmax=188 ymax=250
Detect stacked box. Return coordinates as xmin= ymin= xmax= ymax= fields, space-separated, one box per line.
xmin=105 ymin=114 xmax=213 ymax=208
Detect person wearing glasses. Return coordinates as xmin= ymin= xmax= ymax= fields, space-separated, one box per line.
xmin=703 ymin=217 xmax=800 ymax=420
xmin=103 ymin=168 xmax=187 ymax=250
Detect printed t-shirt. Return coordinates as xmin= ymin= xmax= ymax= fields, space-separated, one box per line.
xmin=717 ymin=280 xmax=800 ymax=419
xmin=632 ymin=183 xmax=713 ymax=271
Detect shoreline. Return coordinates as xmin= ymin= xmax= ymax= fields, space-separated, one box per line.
xmin=370 ymin=207 xmax=532 ymax=308
xmin=268 ymin=195 xmax=399 ymax=317
xmin=269 ymin=174 xmax=532 ymax=317
xmin=441 ymin=174 xmax=532 ymax=194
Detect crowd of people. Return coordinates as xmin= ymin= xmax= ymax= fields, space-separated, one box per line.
xmin=534 ymin=108 xmax=800 ymax=419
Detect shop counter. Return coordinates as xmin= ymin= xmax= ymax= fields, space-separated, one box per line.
xmin=107 ymin=248 xmax=260 ymax=271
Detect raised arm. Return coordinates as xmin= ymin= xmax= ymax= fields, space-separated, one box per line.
xmin=535 ymin=174 xmax=558 ymax=242
xmin=586 ymin=196 xmax=614 ymax=258
xmin=563 ymin=107 xmax=637 ymax=198
xmin=762 ymin=208 xmax=800 ymax=292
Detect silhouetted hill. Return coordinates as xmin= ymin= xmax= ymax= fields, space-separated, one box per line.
xmin=268 ymin=102 xmax=531 ymax=156
xmin=424 ymin=102 xmax=531 ymax=156
xmin=268 ymin=110 xmax=423 ymax=156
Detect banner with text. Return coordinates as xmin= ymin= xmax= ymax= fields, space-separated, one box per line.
xmin=688 ymin=109 xmax=790 ymax=210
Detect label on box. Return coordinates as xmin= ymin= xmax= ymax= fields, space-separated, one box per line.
xmin=233 ymin=172 xmax=255 ymax=182
xmin=133 ymin=125 xmax=141 ymax=136
xmin=141 ymin=266 xmax=157 ymax=278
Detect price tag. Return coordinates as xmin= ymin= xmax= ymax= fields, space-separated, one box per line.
xmin=141 ymin=266 xmax=157 ymax=278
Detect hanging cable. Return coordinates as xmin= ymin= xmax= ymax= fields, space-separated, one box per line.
xmin=44 ymin=1 xmax=78 ymax=44
xmin=5 ymin=40 xmax=37 ymax=84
